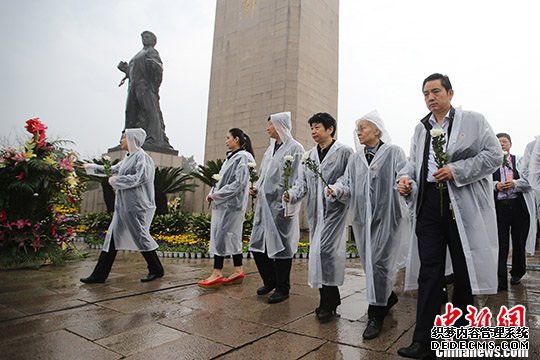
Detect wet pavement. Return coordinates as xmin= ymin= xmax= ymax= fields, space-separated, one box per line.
xmin=1 ymin=245 xmax=539 ymax=359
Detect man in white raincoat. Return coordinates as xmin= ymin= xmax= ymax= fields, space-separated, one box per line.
xmin=397 ymin=74 xmax=502 ymax=359
xmin=81 ymin=128 xmax=164 ymax=283
xmin=328 ymin=110 xmax=409 ymax=339
xmin=492 ymin=133 xmax=536 ymax=290
xmin=284 ymin=112 xmax=353 ymax=322
xmin=250 ymin=112 xmax=305 ymax=304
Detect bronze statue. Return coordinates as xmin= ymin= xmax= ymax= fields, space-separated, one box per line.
xmin=117 ymin=31 xmax=176 ymax=154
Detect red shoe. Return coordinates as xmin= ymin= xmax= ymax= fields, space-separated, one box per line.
xmin=222 ymin=272 xmax=245 ymax=286
xmin=197 ymin=276 xmax=224 ymax=288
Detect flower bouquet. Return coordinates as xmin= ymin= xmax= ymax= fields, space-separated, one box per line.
xmin=431 ymin=128 xmax=447 ymax=216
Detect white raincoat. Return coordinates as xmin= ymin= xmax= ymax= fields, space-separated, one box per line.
xmin=287 ymin=141 xmax=353 ymax=288
xmin=399 ymin=108 xmax=503 ymax=295
xmin=208 ymin=150 xmax=255 ymax=256
xmin=527 ymin=136 xmax=540 ymax=198
xmin=249 ymin=112 xmax=305 ymax=259
xmin=330 ymin=111 xmax=410 ymax=306
xmin=85 ymin=128 xmax=158 ymax=252
xmin=516 ymin=140 xmax=539 ymax=254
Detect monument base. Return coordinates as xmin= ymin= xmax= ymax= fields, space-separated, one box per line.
xmin=80 ymin=149 xmax=183 ymax=214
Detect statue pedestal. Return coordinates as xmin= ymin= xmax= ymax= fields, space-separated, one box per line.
xmin=80 ymin=149 xmax=183 ymax=214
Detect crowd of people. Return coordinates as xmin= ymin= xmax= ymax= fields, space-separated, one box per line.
xmin=80 ymin=73 xmax=540 ymax=360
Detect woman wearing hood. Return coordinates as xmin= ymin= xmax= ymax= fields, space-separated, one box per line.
xmin=328 ymin=110 xmax=410 ymax=339
xmin=197 ymin=128 xmax=256 ymax=288
xmin=249 ymin=112 xmax=305 ymax=304
xmin=80 ymin=128 xmax=164 ymax=283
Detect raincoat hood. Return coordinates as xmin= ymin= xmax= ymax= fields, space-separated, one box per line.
xmin=125 ymin=128 xmax=147 ymax=153
xmin=354 ymin=110 xmax=392 ymax=151
xmin=269 ymin=112 xmax=293 ymax=144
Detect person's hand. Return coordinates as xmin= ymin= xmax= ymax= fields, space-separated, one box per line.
xmin=433 ymin=165 xmax=454 ymax=182
xmin=249 ymin=187 xmax=258 ymax=197
xmin=504 ymin=180 xmax=516 ymax=189
xmin=397 ymin=177 xmax=413 ymax=197
xmin=326 ymin=186 xmax=335 ymax=198
xmin=496 ymin=182 xmax=505 ymax=191
xmin=108 ymin=176 xmax=117 ymax=186
xmin=206 ymin=195 xmax=213 ymax=205
xmin=117 ymin=61 xmax=128 ymax=72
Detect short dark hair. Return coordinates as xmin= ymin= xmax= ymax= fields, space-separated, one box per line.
xmin=308 ymin=112 xmax=336 ymax=137
xmin=496 ymin=132 xmax=512 ymax=143
xmin=422 ymin=73 xmax=452 ymax=92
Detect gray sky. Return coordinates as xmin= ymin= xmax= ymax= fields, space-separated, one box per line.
xmin=2 ymin=0 xmax=539 ymax=163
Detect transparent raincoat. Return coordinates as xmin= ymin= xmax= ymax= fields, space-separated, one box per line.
xmin=287 ymin=141 xmax=353 ymax=288
xmin=511 ymin=141 xmax=537 ymax=255
xmin=85 ymin=128 xmax=158 ymax=252
xmin=329 ymin=110 xmax=410 ymax=306
xmin=529 ymin=136 xmax=540 ymax=193
xmin=249 ymin=112 xmax=305 ymax=259
xmin=208 ymin=150 xmax=255 ymax=256
xmin=399 ymin=108 xmax=502 ymax=294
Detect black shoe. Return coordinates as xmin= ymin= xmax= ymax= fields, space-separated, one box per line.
xmin=80 ymin=276 xmax=105 ymax=284
xmin=363 ymin=317 xmax=384 ymax=339
xmin=510 ymin=275 xmax=522 ymax=285
xmin=386 ymin=291 xmax=398 ymax=312
xmin=257 ymin=285 xmax=275 ymax=296
xmin=397 ymin=341 xmax=434 ymax=359
xmin=316 ymin=307 xmax=337 ymax=323
xmin=268 ymin=291 xmax=289 ymax=304
xmin=140 ymin=273 xmax=164 ymax=282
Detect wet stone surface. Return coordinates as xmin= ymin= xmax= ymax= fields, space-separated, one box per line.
xmin=0 ymin=246 xmax=538 ymax=359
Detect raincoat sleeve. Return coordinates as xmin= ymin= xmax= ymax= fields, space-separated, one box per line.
xmin=286 ymin=162 xmax=308 ymax=205
xmin=83 ymin=162 xmax=121 ymax=176
xmin=529 ymin=137 xmax=540 ymax=191
xmin=447 ymin=115 xmax=502 ymax=187
xmin=110 ymin=154 xmax=151 ymax=190
xmin=210 ymin=160 xmax=250 ymax=206
xmin=328 ymin=156 xmax=353 ymax=204
xmin=397 ymin=126 xmax=421 ymax=185
xmin=514 ymin=156 xmax=532 ymax=193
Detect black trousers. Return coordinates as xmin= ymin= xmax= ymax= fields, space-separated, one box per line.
xmin=213 ymin=254 xmax=243 ymax=269
xmin=496 ymin=197 xmax=529 ymax=287
xmin=319 ymin=285 xmax=341 ymax=310
xmin=252 ymin=251 xmax=292 ymax=295
xmin=413 ymin=183 xmax=473 ymax=344
xmin=89 ymin=236 xmax=164 ymax=281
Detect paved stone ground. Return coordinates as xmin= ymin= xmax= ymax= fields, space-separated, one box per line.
xmin=0 ymin=245 xmax=539 ymax=359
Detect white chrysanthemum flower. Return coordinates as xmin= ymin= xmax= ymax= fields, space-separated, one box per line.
xmin=212 ymin=174 xmax=221 ymax=181
xmin=301 ymin=152 xmax=310 ymax=163
xmin=247 ymin=162 xmax=256 ymax=168
xmin=430 ymin=129 xmax=445 ymax=137
xmin=283 ymin=155 xmax=294 ymax=162
xmin=102 ymin=155 xmax=112 ymax=161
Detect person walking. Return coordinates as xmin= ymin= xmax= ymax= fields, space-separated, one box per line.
xmin=285 ymin=112 xmax=353 ymax=322
xmin=397 ymin=73 xmax=502 ymax=359
xmin=198 ymin=128 xmax=256 ymax=288
xmin=328 ymin=110 xmax=409 ymax=338
xmin=81 ymin=128 xmax=164 ymax=283
xmin=249 ymin=112 xmax=304 ymax=304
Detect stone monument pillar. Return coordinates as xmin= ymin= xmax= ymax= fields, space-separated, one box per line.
xmin=193 ymin=0 xmax=339 ymax=215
